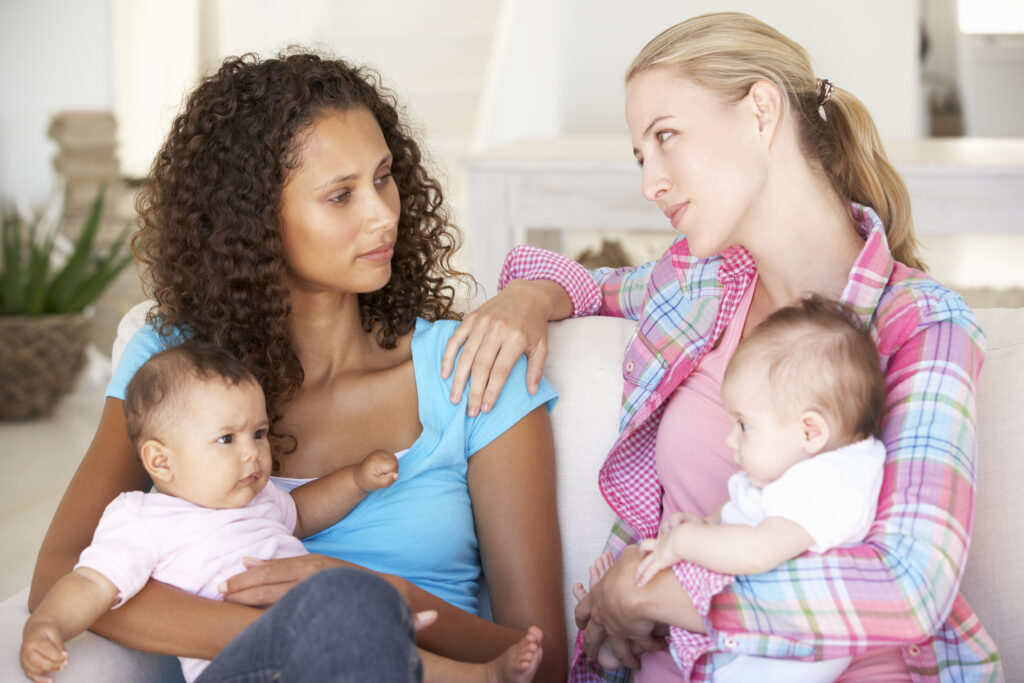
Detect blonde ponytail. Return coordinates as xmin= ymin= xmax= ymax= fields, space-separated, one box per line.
xmin=817 ymin=91 xmax=924 ymax=270
xmin=629 ymin=12 xmax=925 ymax=271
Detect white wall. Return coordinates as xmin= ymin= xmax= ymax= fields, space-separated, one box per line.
xmin=479 ymin=0 xmax=924 ymax=149
xmin=0 ymin=0 xmax=114 ymax=208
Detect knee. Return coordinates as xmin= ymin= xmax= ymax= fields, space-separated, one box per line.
xmin=293 ymin=568 xmax=408 ymax=624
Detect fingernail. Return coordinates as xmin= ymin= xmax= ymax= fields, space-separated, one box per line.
xmin=218 ymin=582 xmax=227 ymax=593
xmin=450 ymin=393 xmax=460 ymax=404
xmin=480 ymin=402 xmax=490 ymax=413
xmin=467 ymin=406 xmax=478 ymax=417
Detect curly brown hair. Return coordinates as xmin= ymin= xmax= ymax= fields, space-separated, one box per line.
xmin=133 ymin=50 xmax=469 ymax=465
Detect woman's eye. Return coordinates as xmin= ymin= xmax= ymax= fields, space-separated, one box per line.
xmin=375 ymin=172 xmax=392 ymax=186
xmin=254 ymin=429 xmax=266 ymax=440
xmin=218 ymin=434 xmax=234 ymax=444
xmin=328 ymin=191 xmax=351 ymax=204
xmin=656 ymin=130 xmax=674 ymax=144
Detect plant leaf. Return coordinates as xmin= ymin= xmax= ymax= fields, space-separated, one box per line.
xmin=45 ymin=184 xmax=106 ymax=311
xmin=24 ymin=214 xmax=55 ymax=315
xmin=1 ymin=204 xmax=25 ymax=314
xmin=57 ymin=252 xmax=133 ymax=313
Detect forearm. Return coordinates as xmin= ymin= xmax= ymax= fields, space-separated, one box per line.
xmin=500 ymin=278 xmax=574 ymax=323
xmin=497 ymin=244 xmax=599 ymax=318
xmin=667 ymin=519 xmax=812 ymax=576
xmin=290 ymin=466 xmax=365 ymax=538
xmin=89 ymin=579 xmax=260 ymax=659
xmin=27 ymin=569 xmax=117 ymax=644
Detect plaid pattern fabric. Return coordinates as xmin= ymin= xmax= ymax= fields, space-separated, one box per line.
xmin=501 ymin=204 xmax=1002 ymax=682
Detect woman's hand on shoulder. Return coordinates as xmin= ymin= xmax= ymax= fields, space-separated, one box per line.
xmin=442 ymin=279 xmax=569 ymax=417
xmin=220 ymin=554 xmax=350 ymax=607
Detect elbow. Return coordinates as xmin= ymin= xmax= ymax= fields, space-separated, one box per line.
xmin=877 ymin=540 xmax=963 ymax=642
xmin=28 ymin=570 xmax=56 ymax=612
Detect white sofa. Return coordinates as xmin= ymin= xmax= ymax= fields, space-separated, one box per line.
xmin=1 ymin=307 xmax=1021 ymax=681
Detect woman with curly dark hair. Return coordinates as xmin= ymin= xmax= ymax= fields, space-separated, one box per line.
xmin=29 ymin=51 xmax=567 ymax=682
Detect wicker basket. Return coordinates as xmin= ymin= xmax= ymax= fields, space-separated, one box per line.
xmin=0 ymin=313 xmax=93 ymax=420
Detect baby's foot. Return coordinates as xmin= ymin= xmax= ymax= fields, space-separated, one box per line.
xmin=486 ymin=626 xmax=543 ymax=683
xmin=590 ymin=550 xmax=614 ymax=588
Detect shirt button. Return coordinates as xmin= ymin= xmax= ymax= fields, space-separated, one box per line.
xmin=625 ymin=361 xmax=635 ymax=373
xmin=908 ymin=644 xmax=921 ymax=656
xmin=724 ymin=637 xmax=738 ymax=650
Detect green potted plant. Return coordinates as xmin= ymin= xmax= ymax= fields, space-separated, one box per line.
xmin=0 ymin=186 xmax=133 ymax=419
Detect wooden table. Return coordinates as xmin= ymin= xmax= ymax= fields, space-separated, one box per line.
xmin=465 ymin=136 xmax=1024 ymax=290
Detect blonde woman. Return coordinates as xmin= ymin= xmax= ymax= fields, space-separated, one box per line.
xmin=443 ymin=12 xmax=1001 ymax=681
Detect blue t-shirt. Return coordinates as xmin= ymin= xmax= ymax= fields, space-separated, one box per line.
xmin=107 ymin=317 xmax=557 ymax=613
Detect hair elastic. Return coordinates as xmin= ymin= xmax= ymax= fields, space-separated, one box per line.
xmin=816 ymin=78 xmax=834 ymax=120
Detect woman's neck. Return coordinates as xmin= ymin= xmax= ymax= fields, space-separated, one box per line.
xmin=740 ymin=143 xmax=864 ymax=310
xmin=286 ymin=289 xmax=378 ymax=384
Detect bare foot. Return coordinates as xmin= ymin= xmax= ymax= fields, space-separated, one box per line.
xmin=486 ymin=626 xmax=544 ymax=683
xmin=590 ymin=550 xmax=614 ymax=587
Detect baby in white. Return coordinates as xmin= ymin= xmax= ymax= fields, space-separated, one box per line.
xmin=635 ymin=296 xmax=889 ymax=682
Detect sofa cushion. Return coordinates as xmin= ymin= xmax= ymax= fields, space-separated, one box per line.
xmin=961 ymin=306 xmax=1024 ymax=677
xmin=0 ymin=588 xmax=183 ymax=682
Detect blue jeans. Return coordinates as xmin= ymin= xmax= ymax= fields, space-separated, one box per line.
xmin=196 ymin=568 xmax=422 ymax=682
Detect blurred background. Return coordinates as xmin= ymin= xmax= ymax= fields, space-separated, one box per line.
xmin=1 ymin=0 xmax=1022 ymax=599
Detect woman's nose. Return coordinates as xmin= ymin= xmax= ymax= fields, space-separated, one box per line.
xmin=364 ymin=190 xmax=398 ymax=233
xmin=641 ymin=159 xmax=669 ymax=203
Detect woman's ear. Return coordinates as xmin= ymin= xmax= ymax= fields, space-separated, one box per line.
xmin=140 ymin=439 xmax=173 ymax=483
xmin=747 ymin=80 xmax=783 ymax=140
xmin=799 ymin=410 xmax=831 ymax=455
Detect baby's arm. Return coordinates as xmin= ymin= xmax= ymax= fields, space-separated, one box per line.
xmin=290 ymin=449 xmax=399 ymax=538
xmin=21 ymin=567 xmax=119 ymax=683
xmin=636 ymin=516 xmax=815 ymax=586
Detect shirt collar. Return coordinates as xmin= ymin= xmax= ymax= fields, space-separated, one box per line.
xmin=840 ymin=203 xmax=895 ymax=327
xmin=668 ymin=202 xmax=896 ymax=325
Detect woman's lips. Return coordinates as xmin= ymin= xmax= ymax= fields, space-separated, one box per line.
xmin=359 ymin=244 xmax=395 ymax=261
xmin=665 ymin=202 xmax=689 ymax=229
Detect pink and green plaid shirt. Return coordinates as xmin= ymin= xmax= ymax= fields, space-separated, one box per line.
xmin=499 ymin=204 xmax=1002 ymax=681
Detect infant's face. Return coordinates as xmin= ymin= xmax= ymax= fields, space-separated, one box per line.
xmin=721 ymin=363 xmax=810 ymax=488
xmin=160 ymin=378 xmax=272 ymax=509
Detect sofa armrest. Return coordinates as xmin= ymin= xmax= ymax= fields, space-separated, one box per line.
xmin=545 ymin=316 xmax=635 ymax=645
xmin=0 ymin=588 xmax=184 ymax=682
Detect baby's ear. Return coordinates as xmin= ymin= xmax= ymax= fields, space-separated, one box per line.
xmin=140 ymin=440 xmax=173 ymax=483
xmin=799 ymin=410 xmax=831 ymax=455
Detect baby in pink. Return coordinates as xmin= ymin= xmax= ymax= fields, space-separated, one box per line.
xmin=20 ymin=340 xmax=399 ymax=683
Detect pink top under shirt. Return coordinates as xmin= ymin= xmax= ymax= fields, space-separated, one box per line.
xmin=636 ymin=280 xmax=753 ymax=683
xmin=655 ymin=280 xmax=753 ymax=520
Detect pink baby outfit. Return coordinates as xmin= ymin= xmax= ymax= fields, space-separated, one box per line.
xmin=76 ymin=482 xmax=306 ymax=682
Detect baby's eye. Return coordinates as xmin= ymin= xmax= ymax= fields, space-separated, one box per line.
xmin=217 ymin=434 xmax=234 ymax=444
xmin=739 ymin=421 xmax=748 ymax=432
xmin=254 ymin=429 xmax=267 ymax=440
xmin=656 ymin=130 xmax=674 ymax=144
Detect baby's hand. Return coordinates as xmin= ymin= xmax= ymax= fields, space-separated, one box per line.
xmin=20 ymin=619 xmax=68 ymax=683
xmin=635 ymin=525 xmax=689 ymax=587
xmin=658 ymin=510 xmax=703 ymax=536
xmin=354 ymin=449 xmax=399 ymax=492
